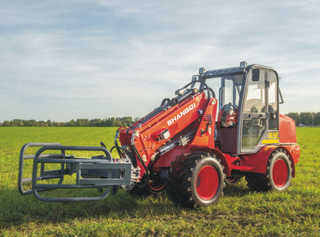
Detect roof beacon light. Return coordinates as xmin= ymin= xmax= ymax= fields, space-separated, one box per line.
xmin=240 ymin=61 xmax=247 ymax=69
xmin=199 ymin=67 xmax=206 ymax=75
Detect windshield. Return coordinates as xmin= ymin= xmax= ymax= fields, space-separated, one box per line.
xmin=204 ymin=74 xmax=244 ymax=110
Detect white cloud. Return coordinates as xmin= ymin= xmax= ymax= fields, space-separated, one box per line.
xmin=0 ymin=0 xmax=320 ymax=121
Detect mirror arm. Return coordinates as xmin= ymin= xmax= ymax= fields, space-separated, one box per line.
xmin=279 ymin=88 xmax=284 ymax=104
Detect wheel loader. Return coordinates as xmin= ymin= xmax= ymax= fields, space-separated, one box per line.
xmin=18 ymin=61 xmax=300 ymax=208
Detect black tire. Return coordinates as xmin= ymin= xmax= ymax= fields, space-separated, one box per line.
xmin=245 ymin=173 xmax=269 ymax=191
xmin=166 ymin=152 xmax=225 ymax=208
xmin=225 ymin=177 xmax=241 ymax=186
xmin=245 ymin=149 xmax=292 ymax=192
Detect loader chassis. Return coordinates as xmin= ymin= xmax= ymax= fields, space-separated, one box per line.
xmin=18 ymin=61 xmax=300 ymax=208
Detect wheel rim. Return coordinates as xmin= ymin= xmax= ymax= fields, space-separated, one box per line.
xmin=196 ymin=165 xmax=219 ymax=200
xmin=272 ymin=159 xmax=288 ymax=187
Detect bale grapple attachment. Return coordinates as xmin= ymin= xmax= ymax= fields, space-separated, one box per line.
xmin=18 ymin=143 xmax=140 ymax=202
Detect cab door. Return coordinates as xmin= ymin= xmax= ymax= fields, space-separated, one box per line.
xmin=239 ymin=68 xmax=269 ymax=154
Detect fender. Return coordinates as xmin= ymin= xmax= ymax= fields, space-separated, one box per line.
xmin=187 ymin=146 xmax=231 ymax=177
xmin=240 ymin=145 xmax=298 ymax=177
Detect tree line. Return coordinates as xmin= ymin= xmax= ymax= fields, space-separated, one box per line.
xmin=0 ymin=117 xmax=140 ymax=127
xmin=286 ymin=112 xmax=320 ymax=126
xmin=1 ymin=112 xmax=319 ymax=127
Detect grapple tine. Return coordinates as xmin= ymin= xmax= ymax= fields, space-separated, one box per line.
xmin=18 ymin=143 xmax=139 ymax=202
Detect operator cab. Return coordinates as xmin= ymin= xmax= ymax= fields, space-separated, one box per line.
xmin=199 ymin=62 xmax=281 ymax=155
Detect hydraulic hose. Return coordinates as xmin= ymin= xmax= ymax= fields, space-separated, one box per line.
xmin=132 ymin=144 xmax=149 ymax=189
xmin=180 ymin=80 xmax=216 ymax=100
xmin=110 ymin=146 xmax=126 ymax=158
xmin=170 ymin=98 xmax=179 ymax=107
xmin=161 ymin=98 xmax=171 ymax=106
xmin=131 ymin=131 xmax=149 ymax=189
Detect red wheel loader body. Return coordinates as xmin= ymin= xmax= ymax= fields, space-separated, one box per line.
xmin=18 ymin=61 xmax=300 ymax=208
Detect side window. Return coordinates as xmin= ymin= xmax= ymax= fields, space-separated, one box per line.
xmin=205 ymin=78 xmax=222 ymax=121
xmin=221 ymin=75 xmax=244 ymax=109
xmin=242 ymin=70 xmax=266 ymax=149
xmin=243 ymin=70 xmax=266 ymax=113
xmin=223 ymin=78 xmax=233 ymax=106
xmin=267 ymin=70 xmax=278 ymax=130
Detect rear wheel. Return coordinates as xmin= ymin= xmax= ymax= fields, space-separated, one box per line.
xmin=166 ymin=152 xmax=225 ymax=208
xmin=245 ymin=149 xmax=292 ymax=191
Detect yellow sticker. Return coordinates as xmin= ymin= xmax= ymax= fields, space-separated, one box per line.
xmin=262 ymin=139 xmax=279 ymax=144
xmin=268 ymin=132 xmax=279 ymax=139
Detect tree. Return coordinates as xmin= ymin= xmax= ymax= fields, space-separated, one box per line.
xmin=315 ymin=112 xmax=320 ymax=125
xmin=3 ymin=121 xmax=11 ymax=126
xmin=134 ymin=117 xmax=141 ymax=122
xmin=47 ymin=120 xmax=53 ymax=127
xmin=68 ymin=119 xmax=76 ymax=126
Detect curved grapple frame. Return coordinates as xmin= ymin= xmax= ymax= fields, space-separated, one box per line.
xmin=18 ymin=143 xmax=139 ymax=202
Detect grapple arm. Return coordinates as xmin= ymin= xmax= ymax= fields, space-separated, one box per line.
xmin=18 ymin=143 xmax=140 ymax=202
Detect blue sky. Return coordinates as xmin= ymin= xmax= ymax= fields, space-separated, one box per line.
xmin=1 ymin=0 xmax=319 ymax=122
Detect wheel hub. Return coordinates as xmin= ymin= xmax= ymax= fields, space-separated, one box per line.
xmin=196 ymin=165 xmax=219 ymax=200
xmin=272 ymin=159 xmax=288 ymax=187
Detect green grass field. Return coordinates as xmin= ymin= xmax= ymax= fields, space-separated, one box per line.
xmin=0 ymin=127 xmax=319 ymax=236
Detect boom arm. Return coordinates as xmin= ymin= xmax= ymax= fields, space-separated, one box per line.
xmin=119 ymin=89 xmax=209 ymax=180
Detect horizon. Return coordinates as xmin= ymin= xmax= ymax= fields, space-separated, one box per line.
xmin=1 ymin=111 xmax=319 ymax=125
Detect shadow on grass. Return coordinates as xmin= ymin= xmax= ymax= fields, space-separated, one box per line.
xmin=222 ymin=177 xmax=255 ymax=197
xmin=223 ymin=184 xmax=252 ymax=197
xmin=0 ymin=187 xmax=180 ymax=229
xmin=1 ymin=180 xmax=254 ymax=229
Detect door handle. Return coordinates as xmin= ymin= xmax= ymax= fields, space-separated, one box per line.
xmin=243 ymin=113 xmax=267 ymax=120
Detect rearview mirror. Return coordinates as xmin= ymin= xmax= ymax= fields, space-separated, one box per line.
xmin=252 ymin=69 xmax=260 ymax=81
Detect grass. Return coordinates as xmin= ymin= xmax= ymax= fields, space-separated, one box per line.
xmin=0 ymin=127 xmax=319 ymax=236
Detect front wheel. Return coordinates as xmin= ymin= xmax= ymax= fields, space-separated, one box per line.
xmin=267 ymin=150 xmax=292 ymax=191
xmin=245 ymin=149 xmax=292 ymax=192
xmin=166 ymin=152 xmax=225 ymax=208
